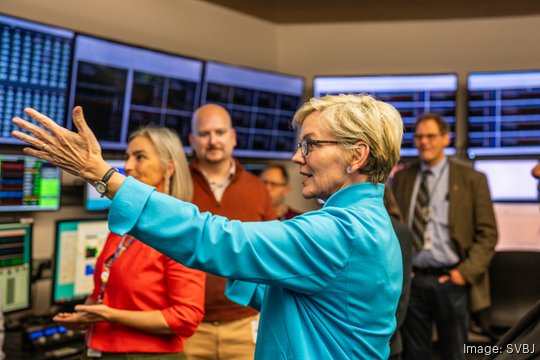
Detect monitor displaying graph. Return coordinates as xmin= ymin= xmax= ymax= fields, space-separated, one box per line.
xmin=0 ymin=14 xmax=74 ymax=144
xmin=201 ymin=61 xmax=305 ymax=159
xmin=67 ymin=34 xmax=204 ymax=150
xmin=0 ymin=154 xmax=61 ymax=212
xmin=0 ymin=221 xmax=32 ymax=313
xmin=467 ymin=70 xmax=540 ymax=157
xmin=314 ymin=73 xmax=458 ymax=157
xmin=52 ymin=218 xmax=109 ymax=305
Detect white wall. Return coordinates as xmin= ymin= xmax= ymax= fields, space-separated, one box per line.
xmin=276 ymin=16 xmax=540 ymax=77
xmin=0 ymin=0 xmax=277 ymax=69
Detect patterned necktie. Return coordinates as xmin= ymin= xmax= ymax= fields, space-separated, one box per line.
xmin=411 ymin=170 xmax=431 ymax=252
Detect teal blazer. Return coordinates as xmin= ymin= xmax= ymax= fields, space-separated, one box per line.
xmin=109 ymin=177 xmax=402 ymax=359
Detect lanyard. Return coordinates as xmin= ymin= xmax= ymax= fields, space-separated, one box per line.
xmin=86 ymin=234 xmax=135 ymax=352
xmin=97 ymin=234 xmax=136 ymax=304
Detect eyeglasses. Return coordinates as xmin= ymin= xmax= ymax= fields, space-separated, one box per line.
xmin=296 ymin=138 xmax=350 ymax=157
xmin=413 ymin=134 xmax=441 ymax=141
xmin=261 ymin=180 xmax=287 ymax=187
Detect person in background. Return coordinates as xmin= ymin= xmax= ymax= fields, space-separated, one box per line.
xmin=53 ymin=127 xmax=206 ymax=360
xmin=532 ymin=161 xmax=540 ymax=203
xmin=185 ymin=104 xmax=276 ymax=360
xmin=260 ymin=164 xmax=302 ymax=220
xmin=392 ymin=113 xmax=498 ymax=360
xmin=532 ymin=162 xmax=540 ymax=179
xmin=383 ymin=186 xmax=413 ymax=360
xmin=13 ymin=93 xmax=403 ymax=359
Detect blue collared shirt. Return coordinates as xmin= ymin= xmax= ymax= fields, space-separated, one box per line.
xmin=408 ymin=157 xmax=460 ymax=267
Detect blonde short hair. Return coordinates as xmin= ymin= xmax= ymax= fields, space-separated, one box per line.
xmin=293 ymin=94 xmax=403 ymax=183
xmin=128 ymin=127 xmax=193 ymax=201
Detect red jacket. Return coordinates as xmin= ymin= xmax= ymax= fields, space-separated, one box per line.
xmin=190 ymin=159 xmax=276 ymax=321
xmin=88 ymin=233 xmax=206 ymax=353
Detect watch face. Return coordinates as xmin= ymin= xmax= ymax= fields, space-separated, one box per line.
xmin=96 ymin=182 xmax=107 ymax=194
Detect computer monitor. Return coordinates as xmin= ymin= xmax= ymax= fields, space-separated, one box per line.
xmin=473 ymin=159 xmax=538 ymax=202
xmin=0 ymin=221 xmax=32 ymax=313
xmin=67 ymin=34 xmax=204 ymax=150
xmin=0 ymin=154 xmax=61 ymax=212
xmin=52 ymin=218 xmax=109 ymax=306
xmin=467 ymin=70 xmax=540 ymax=157
xmin=201 ymin=61 xmax=305 ymax=159
xmin=313 ymin=73 xmax=458 ymax=157
xmin=0 ymin=14 xmax=74 ymax=144
xmin=85 ymin=160 xmax=126 ymax=211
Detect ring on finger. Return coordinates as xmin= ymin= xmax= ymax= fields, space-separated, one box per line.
xmin=41 ymin=142 xmax=49 ymax=151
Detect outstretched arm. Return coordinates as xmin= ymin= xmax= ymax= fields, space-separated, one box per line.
xmin=11 ymin=107 xmax=125 ymax=198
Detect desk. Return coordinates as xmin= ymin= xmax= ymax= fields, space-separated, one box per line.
xmin=3 ymin=330 xmax=84 ymax=359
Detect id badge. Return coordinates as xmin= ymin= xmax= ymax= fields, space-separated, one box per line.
xmin=100 ymin=270 xmax=109 ymax=283
xmin=423 ymin=229 xmax=433 ymax=250
xmin=251 ymin=317 xmax=259 ymax=344
xmin=87 ymin=348 xmax=102 ymax=357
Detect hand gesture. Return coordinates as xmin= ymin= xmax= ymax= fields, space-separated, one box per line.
xmin=53 ymin=308 xmax=108 ymax=329
xmin=12 ymin=106 xmax=109 ymax=183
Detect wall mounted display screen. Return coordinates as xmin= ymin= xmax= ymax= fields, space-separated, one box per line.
xmin=68 ymin=35 xmax=204 ymax=150
xmin=201 ymin=62 xmax=305 ymax=159
xmin=0 ymin=14 xmax=74 ymax=144
xmin=85 ymin=160 xmax=125 ymax=211
xmin=52 ymin=218 xmax=108 ymax=305
xmin=467 ymin=71 xmax=540 ymax=157
xmin=473 ymin=159 xmax=538 ymax=202
xmin=314 ymin=74 xmax=458 ymax=157
xmin=0 ymin=154 xmax=61 ymax=212
xmin=0 ymin=222 xmax=32 ymax=313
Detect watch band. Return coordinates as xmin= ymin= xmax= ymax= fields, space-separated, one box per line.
xmin=95 ymin=167 xmax=118 ymax=197
xmin=100 ymin=167 xmax=117 ymax=184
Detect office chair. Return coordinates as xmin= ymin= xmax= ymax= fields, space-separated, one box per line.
xmin=488 ymin=251 xmax=540 ymax=332
xmin=485 ymin=299 xmax=540 ymax=360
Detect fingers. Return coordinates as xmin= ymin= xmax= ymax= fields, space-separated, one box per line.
xmin=438 ymin=275 xmax=450 ymax=284
xmin=74 ymin=304 xmax=98 ymax=314
xmin=11 ymin=118 xmax=56 ymax=148
xmin=21 ymin=146 xmax=55 ymax=163
xmin=71 ymin=106 xmax=98 ymax=143
xmin=23 ymin=107 xmax=61 ymax=135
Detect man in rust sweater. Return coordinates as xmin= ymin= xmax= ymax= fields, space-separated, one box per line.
xmin=184 ymin=103 xmax=276 ymax=360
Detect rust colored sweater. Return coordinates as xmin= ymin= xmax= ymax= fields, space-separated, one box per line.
xmin=190 ymin=159 xmax=276 ymax=322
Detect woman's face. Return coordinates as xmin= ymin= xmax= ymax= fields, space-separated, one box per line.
xmin=292 ymin=111 xmax=349 ymax=201
xmin=125 ymin=135 xmax=167 ymax=192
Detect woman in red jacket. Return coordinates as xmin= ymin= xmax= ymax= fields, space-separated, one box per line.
xmin=54 ymin=127 xmax=205 ymax=359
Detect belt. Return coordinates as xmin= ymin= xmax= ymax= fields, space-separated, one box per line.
xmin=413 ymin=263 xmax=458 ymax=276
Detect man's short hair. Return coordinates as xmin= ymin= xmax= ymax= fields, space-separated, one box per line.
xmin=415 ymin=113 xmax=450 ymax=135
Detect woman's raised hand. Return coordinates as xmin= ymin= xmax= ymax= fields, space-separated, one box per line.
xmin=12 ymin=106 xmax=110 ymax=183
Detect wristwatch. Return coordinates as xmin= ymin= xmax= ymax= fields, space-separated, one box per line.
xmin=95 ymin=168 xmax=118 ymax=197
